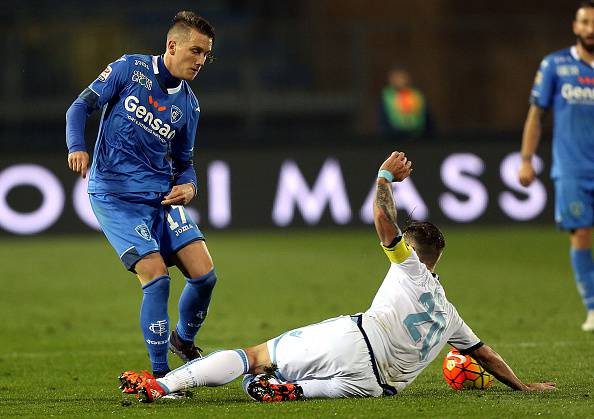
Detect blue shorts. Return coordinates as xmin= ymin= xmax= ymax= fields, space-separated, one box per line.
xmin=89 ymin=192 xmax=204 ymax=272
xmin=554 ymin=177 xmax=594 ymax=230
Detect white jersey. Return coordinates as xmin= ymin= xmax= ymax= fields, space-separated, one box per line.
xmin=362 ymin=239 xmax=481 ymax=393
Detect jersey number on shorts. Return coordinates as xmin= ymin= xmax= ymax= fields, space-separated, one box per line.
xmin=166 ymin=205 xmax=187 ymax=230
xmin=403 ymin=292 xmax=446 ymax=361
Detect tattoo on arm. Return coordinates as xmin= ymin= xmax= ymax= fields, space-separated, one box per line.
xmin=376 ymin=183 xmax=398 ymax=228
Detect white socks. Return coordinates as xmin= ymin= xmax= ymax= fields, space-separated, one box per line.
xmin=157 ymin=349 xmax=249 ymax=393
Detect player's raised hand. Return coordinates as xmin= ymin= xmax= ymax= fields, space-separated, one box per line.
xmin=161 ymin=183 xmax=196 ymax=206
xmin=380 ymin=151 xmax=413 ymax=182
xmin=68 ymin=151 xmax=90 ymax=178
xmin=518 ymin=160 xmax=536 ymax=187
xmin=524 ymin=382 xmax=556 ymax=391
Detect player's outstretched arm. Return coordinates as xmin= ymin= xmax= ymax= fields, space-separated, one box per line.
xmin=469 ymin=344 xmax=555 ymax=391
xmin=518 ymin=105 xmax=546 ymax=187
xmin=373 ymin=151 xmax=412 ymax=246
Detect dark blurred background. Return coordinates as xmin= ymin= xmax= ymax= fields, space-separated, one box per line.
xmin=0 ymin=0 xmax=573 ymax=151
xmin=0 ymin=0 xmax=578 ymax=234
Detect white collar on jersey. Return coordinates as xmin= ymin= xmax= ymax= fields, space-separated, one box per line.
xmin=570 ymin=46 xmax=594 ymax=68
xmin=152 ymin=55 xmax=183 ymax=94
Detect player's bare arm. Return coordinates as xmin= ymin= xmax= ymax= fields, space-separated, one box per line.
xmin=469 ymin=344 xmax=555 ymax=391
xmin=161 ymin=183 xmax=196 ymax=206
xmin=67 ymin=151 xmax=90 ymax=178
xmin=373 ymin=151 xmax=412 ymax=245
xmin=518 ymin=105 xmax=546 ymax=187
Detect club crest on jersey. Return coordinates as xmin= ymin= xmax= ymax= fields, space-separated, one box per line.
xmin=171 ymin=105 xmax=183 ymax=124
xmin=135 ymin=224 xmax=151 ymax=241
xmin=98 ymin=65 xmax=112 ymax=82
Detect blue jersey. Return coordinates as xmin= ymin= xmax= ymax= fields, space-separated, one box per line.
xmin=85 ymin=54 xmax=199 ymax=194
xmin=530 ymin=47 xmax=594 ymax=179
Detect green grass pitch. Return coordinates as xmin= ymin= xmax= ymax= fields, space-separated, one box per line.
xmin=1 ymin=227 xmax=593 ymax=417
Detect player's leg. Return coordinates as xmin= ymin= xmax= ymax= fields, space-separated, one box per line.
xmin=171 ymin=241 xmax=216 ymax=353
xmin=160 ymin=205 xmax=216 ymax=360
xmin=89 ymin=192 xmax=172 ymax=375
xmin=570 ymin=228 xmax=594 ymax=331
xmin=256 ymin=316 xmax=383 ymax=400
xmin=121 ymin=345 xmax=259 ymax=402
xmin=134 ymin=254 xmax=172 ymax=375
xmin=555 ymin=178 xmax=594 ymax=330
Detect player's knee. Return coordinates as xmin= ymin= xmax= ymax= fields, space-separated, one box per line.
xmin=135 ymin=254 xmax=168 ymax=284
xmin=244 ymin=343 xmax=271 ymax=375
xmin=570 ymin=228 xmax=592 ymax=249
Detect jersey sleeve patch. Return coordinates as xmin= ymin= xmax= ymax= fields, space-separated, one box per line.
xmin=382 ymin=238 xmax=412 ymax=264
xmin=98 ymin=65 xmax=112 ymax=82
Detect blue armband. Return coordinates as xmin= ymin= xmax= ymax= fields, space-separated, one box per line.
xmin=377 ymin=169 xmax=394 ymax=182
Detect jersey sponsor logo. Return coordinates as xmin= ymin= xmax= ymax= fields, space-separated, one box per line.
xmin=98 ymin=65 xmax=112 ymax=82
xmin=124 ymin=95 xmax=176 ymax=142
xmin=135 ymin=223 xmax=151 ymax=240
xmin=134 ymin=59 xmax=150 ymax=70
xmin=557 ymin=65 xmax=579 ymax=77
xmin=148 ymin=95 xmax=166 ymax=111
xmin=553 ymin=56 xmax=571 ymax=64
xmin=148 ymin=319 xmax=168 ymax=336
xmin=171 ymin=105 xmax=183 ymax=123
xmin=578 ymin=76 xmax=594 ymax=85
xmin=131 ymin=70 xmax=152 ymax=90
xmin=561 ymin=83 xmax=594 ymax=103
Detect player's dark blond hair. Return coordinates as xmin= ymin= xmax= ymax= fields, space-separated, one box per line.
xmin=168 ymin=11 xmax=215 ymax=42
xmin=403 ymin=222 xmax=445 ymax=269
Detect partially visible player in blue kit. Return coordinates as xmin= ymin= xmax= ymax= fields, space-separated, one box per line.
xmin=65 ymin=11 xmax=218 ymax=382
xmin=519 ymin=1 xmax=594 ymax=331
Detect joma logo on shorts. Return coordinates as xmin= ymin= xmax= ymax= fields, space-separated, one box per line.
xmin=124 ymin=95 xmax=176 ymax=139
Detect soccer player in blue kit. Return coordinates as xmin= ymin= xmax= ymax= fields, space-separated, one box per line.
xmin=519 ymin=1 xmax=594 ymax=331
xmin=65 ymin=11 xmax=218 ymax=382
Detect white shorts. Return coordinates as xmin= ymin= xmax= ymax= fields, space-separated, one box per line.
xmin=266 ymin=315 xmax=383 ymax=398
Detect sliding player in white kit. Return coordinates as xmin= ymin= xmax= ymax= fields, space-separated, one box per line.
xmin=119 ymin=151 xmax=555 ymax=403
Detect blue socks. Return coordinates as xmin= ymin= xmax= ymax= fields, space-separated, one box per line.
xmin=140 ymin=275 xmax=171 ymax=374
xmin=570 ymin=249 xmax=594 ymax=310
xmin=176 ymin=269 xmax=217 ymax=342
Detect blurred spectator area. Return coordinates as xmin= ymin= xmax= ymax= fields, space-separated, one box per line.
xmin=1 ymin=0 xmax=571 ymax=150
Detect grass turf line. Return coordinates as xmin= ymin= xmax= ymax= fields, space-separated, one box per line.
xmin=0 ymin=227 xmax=592 ymax=417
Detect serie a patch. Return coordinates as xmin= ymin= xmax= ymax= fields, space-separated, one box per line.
xmin=98 ymin=65 xmax=113 ymax=82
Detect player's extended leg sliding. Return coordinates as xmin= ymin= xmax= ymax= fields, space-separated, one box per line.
xmin=119 ymin=151 xmax=555 ymax=403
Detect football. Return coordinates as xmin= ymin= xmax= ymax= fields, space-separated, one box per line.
xmin=442 ymin=348 xmax=494 ymax=390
